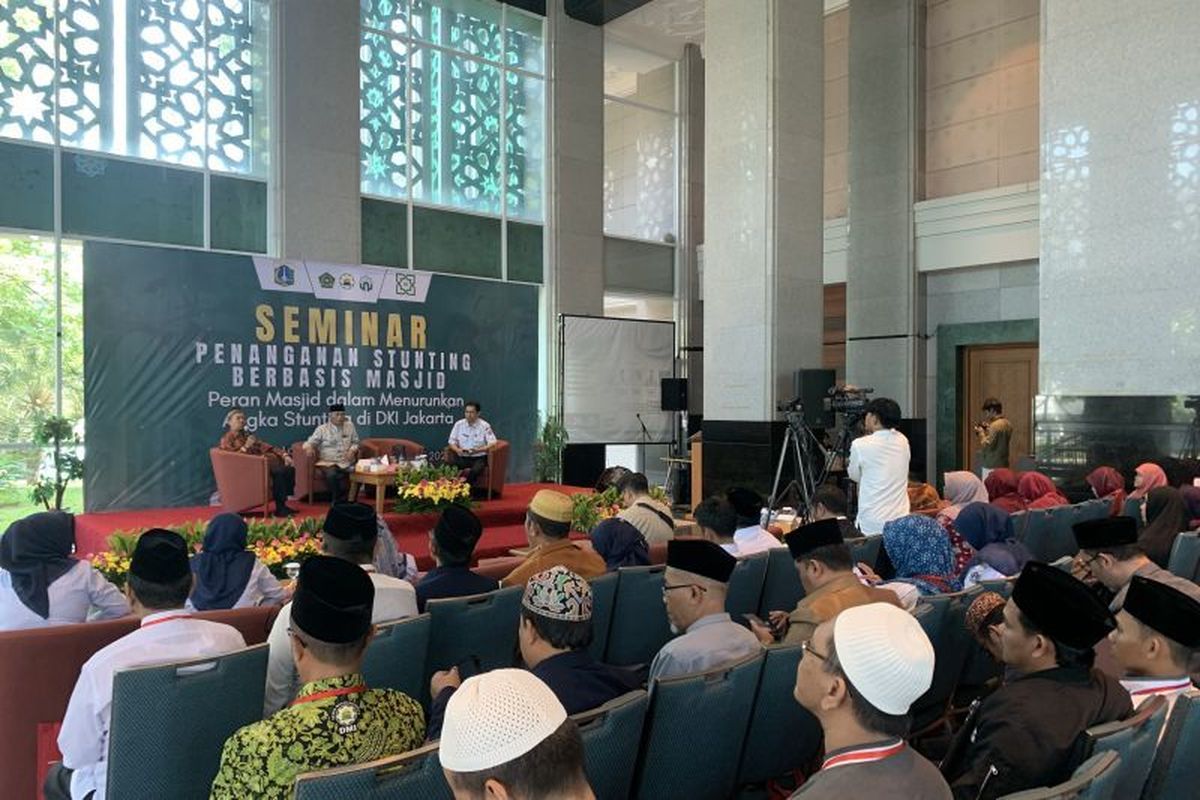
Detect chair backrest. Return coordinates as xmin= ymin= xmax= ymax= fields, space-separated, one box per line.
xmin=633 ymin=651 xmax=765 ymax=800
xmin=1079 ymin=694 xmax=1168 ymax=799
xmin=726 ymin=551 xmax=769 ymax=620
xmin=1034 ymin=504 xmax=1084 ymax=562
xmin=587 ymin=572 xmax=619 ymax=662
xmin=573 ymin=690 xmax=650 ymax=800
xmin=425 ymin=586 xmax=522 ymax=702
xmin=605 ymin=565 xmax=674 ymax=666
xmin=1020 ymin=509 xmax=1064 ymax=562
xmin=997 ymin=750 xmax=1121 ymax=800
xmin=736 ymin=644 xmax=823 ymax=786
xmin=908 ymin=593 xmax=970 ymax=734
xmin=848 ymin=535 xmax=882 ymax=570
xmin=1142 ymin=688 xmax=1199 ymax=799
xmin=106 ymin=644 xmax=269 ymax=800
xmin=758 ymin=547 xmax=805 ymax=618
xmin=1167 ymin=531 xmax=1200 ymax=581
xmin=361 ymin=614 xmax=431 ymax=702
xmin=293 ymin=742 xmax=452 ymax=800
xmin=1123 ymin=497 xmax=1144 ymax=526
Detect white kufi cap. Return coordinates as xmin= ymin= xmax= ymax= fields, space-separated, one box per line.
xmin=832 ymin=602 xmax=934 ymax=716
xmin=438 ymin=669 xmax=568 ymax=772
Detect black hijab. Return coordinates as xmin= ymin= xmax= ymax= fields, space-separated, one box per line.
xmin=1140 ymin=486 xmax=1189 ymax=568
xmin=189 ymin=514 xmax=256 ymax=610
xmin=0 ymin=511 xmax=78 ymax=618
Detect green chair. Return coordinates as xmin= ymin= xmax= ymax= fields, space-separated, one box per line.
xmin=1014 ymin=509 xmax=1054 ymax=559
xmin=1167 ymin=531 xmax=1200 ymax=581
xmin=1142 ymin=688 xmax=1200 ymax=799
xmin=1079 ymin=694 xmax=1168 ymax=799
xmin=998 ymin=750 xmax=1120 ymax=800
xmin=361 ymin=614 xmax=431 ymax=701
xmin=633 ymin=651 xmax=764 ymax=799
xmin=424 ymin=586 xmax=522 ymax=703
xmin=758 ymin=547 xmax=805 ymax=618
xmin=587 ymin=572 xmax=619 ymax=662
xmin=605 ymin=565 xmax=673 ymax=667
xmin=106 ymin=644 xmax=268 ymax=800
xmin=908 ymin=594 xmax=970 ymax=736
xmin=1033 ymin=504 xmax=1083 ymax=562
xmin=735 ymin=644 xmax=822 ymax=787
xmin=293 ymin=742 xmax=452 ymax=800
xmin=572 ymin=690 xmax=649 ymax=800
xmin=726 ymin=551 xmax=770 ymax=621
xmin=848 ymin=535 xmax=882 ymax=570
xmin=1123 ymin=498 xmax=1144 ymax=525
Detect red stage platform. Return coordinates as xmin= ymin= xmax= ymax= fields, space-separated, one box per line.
xmin=74 ymin=483 xmax=591 ymax=569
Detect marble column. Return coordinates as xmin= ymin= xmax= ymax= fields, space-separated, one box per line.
xmin=679 ymin=43 xmax=704 ymax=421
xmin=702 ymin=0 xmax=825 ymax=496
xmin=844 ymin=0 xmax=923 ymax=415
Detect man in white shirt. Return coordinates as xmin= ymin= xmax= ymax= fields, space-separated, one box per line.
xmin=725 ymin=487 xmax=787 ymax=556
xmin=263 ymin=502 xmax=417 ymax=713
xmin=1109 ymin=575 xmax=1199 ymax=715
xmin=47 ymin=530 xmax=246 ymax=800
xmin=846 ymin=398 xmax=910 ymax=536
xmin=446 ymin=400 xmax=497 ymax=486
xmin=303 ymin=403 xmax=360 ymax=504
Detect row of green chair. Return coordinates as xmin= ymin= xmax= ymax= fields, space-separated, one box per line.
xmin=1008 ymin=498 xmax=1113 ymax=562
xmin=1167 ymin=531 xmax=1200 ymax=581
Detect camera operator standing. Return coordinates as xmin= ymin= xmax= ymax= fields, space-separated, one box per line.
xmin=847 ymin=397 xmax=911 ymax=536
xmin=973 ymin=397 xmax=1012 ymax=479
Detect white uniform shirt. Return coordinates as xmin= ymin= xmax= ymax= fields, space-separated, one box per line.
xmin=263 ymin=566 xmax=418 ymax=713
xmin=729 ymin=525 xmax=787 ymax=557
xmin=58 ymin=610 xmax=246 ymax=800
xmin=305 ymin=420 xmax=360 ymax=466
xmin=185 ymin=561 xmax=286 ymax=611
xmin=0 ymin=560 xmax=130 ymax=631
xmin=847 ymin=428 xmax=911 ymax=535
xmin=448 ymin=418 xmax=496 ymax=454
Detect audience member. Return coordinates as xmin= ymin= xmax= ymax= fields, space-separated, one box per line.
xmin=955 ymin=503 xmax=1031 ymax=588
xmin=1129 ymin=462 xmax=1168 ymax=501
xmin=47 ymin=530 xmax=245 ymax=800
xmin=374 ymin=516 xmax=419 ymax=581
xmin=590 ymin=516 xmax=650 ymax=570
xmin=302 ymin=403 xmax=360 ymax=504
xmin=847 ymin=397 xmax=911 ymax=535
xmin=648 ymin=539 xmax=761 ymax=683
xmin=964 ymin=591 xmax=1006 ymax=662
xmin=594 ymin=465 xmax=632 ymax=492
xmin=416 ymin=505 xmax=496 ymax=612
xmin=1017 ymin=472 xmax=1069 ymax=509
xmin=693 ymin=495 xmax=741 ymax=555
xmin=941 ymin=562 xmax=1132 ymax=799
xmin=907 ymin=481 xmax=948 ymax=517
xmin=1182 ymin=485 xmax=1200 ymax=530
xmin=939 ymin=471 xmax=990 ymax=523
xmin=188 ymin=513 xmax=286 ymax=611
xmin=218 ymin=408 xmax=297 ymax=516
xmin=872 ymin=515 xmax=958 ymax=608
xmin=1140 ymin=486 xmax=1189 ymax=568
xmin=751 ymin=519 xmax=900 ymax=646
xmin=211 ymin=556 xmax=424 ymax=799
xmin=1086 ymin=466 xmax=1127 ymax=518
xmin=810 ymin=483 xmax=858 ymax=539
xmin=616 ymin=472 xmax=675 ymax=544
xmin=1109 ymin=575 xmax=1200 ymax=713
xmin=983 ymin=468 xmax=1025 ymax=513
xmin=439 ymin=670 xmax=594 ymax=800
xmin=501 ymin=490 xmax=605 ymax=587
xmin=790 ymin=603 xmax=949 ymax=799
xmin=724 ymin=487 xmax=786 ymax=555
xmin=264 ymin=502 xmax=417 ymax=713
xmin=1073 ymin=516 xmax=1200 ymax=611
xmin=0 ymin=511 xmax=128 ymax=631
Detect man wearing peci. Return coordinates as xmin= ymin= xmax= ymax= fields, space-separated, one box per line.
xmin=447 ymin=400 xmax=497 ymax=489
xmin=304 ymin=403 xmax=360 ymax=504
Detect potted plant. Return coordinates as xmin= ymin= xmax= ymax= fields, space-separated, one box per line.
xmin=533 ymin=414 xmax=568 ymax=483
xmin=30 ymin=416 xmax=83 ymax=512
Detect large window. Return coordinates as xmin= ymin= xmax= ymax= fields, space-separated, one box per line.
xmin=360 ymin=0 xmax=545 ymax=221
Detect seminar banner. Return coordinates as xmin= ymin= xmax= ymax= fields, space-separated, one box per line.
xmin=84 ymin=242 xmax=538 ymax=510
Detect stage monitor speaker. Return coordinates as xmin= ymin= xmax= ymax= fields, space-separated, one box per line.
xmin=794 ymin=369 xmax=836 ymax=428
xmin=660 ymin=378 xmax=687 ymax=411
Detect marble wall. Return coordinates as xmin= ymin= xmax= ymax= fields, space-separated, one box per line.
xmin=1040 ymin=0 xmax=1200 ymax=396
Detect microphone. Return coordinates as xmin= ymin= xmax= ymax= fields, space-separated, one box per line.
xmin=636 ymin=413 xmax=650 ymax=436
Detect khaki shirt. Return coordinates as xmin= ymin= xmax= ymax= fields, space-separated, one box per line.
xmin=783 ymin=573 xmax=903 ymax=645
xmin=501 ymin=539 xmax=607 ymax=587
xmin=978 ymin=416 xmax=1013 ymax=469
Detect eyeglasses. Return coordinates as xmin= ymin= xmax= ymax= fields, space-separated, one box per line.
xmin=662 ymin=583 xmax=706 ymax=595
xmin=801 ymin=639 xmax=828 ymax=662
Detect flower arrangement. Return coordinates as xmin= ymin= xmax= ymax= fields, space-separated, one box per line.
xmin=89 ymin=551 xmax=132 ymax=588
xmin=394 ymin=464 xmax=472 ymax=514
xmin=570 ymin=485 xmax=672 ymax=533
xmin=251 ymin=533 xmax=322 ymax=579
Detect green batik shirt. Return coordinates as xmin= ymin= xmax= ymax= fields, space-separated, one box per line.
xmin=209 ymin=673 xmax=425 ymax=799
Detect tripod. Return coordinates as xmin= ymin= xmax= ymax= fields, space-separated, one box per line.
xmin=768 ymin=410 xmax=826 ymax=518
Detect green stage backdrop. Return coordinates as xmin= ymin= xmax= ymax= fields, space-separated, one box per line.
xmin=84 ymin=242 xmax=538 ymax=510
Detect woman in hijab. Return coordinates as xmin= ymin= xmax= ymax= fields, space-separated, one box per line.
xmin=1181 ymin=485 xmax=1200 ymax=531
xmin=1085 ymin=466 xmax=1127 ymax=517
xmin=940 ymin=471 xmax=991 ymax=522
xmin=876 ymin=515 xmax=959 ymax=606
xmin=188 ymin=514 xmax=287 ymax=610
xmin=1017 ymin=471 xmax=1069 ymax=509
xmin=907 ymin=482 xmax=948 ymax=517
xmin=0 ymin=511 xmax=129 ymax=630
xmin=1129 ymin=462 xmax=1168 ymax=501
xmin=954 ymin=502 xmax=1032 ymax=588
xmin=1139 ymin=486 xmax=1190 ymax=568
xmin=984 ymin=468 xmax=1025 ymax=514
xmin=589 ymin=517 xmax=650 ymax=571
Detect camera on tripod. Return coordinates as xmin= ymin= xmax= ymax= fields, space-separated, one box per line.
xmin=824 ymin=385 xmax=874 ymax=418
xmin=776 ymin=398 xmax=805 ymax=413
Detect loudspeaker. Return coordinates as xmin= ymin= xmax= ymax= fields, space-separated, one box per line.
xmin=660 ymin=378 xmax=688 ymax=411
xmin=794 ymin=369 xmax=836 ymax=428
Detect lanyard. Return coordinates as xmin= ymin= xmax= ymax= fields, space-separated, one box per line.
xmin=139 ymin=614 xmax=191 ymax=629
xmin=1129 ymin=679 xmax=1191 ymax=697
xmin=821 ymin=740 xmax=906 ymax=771
xmin=290 ymin=684 xmax=367 ymax=707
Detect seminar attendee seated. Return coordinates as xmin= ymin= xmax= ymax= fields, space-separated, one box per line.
xmin=648 ymin=539 xmax=761 ymax=683
xmin=864 ymin=515 xmax=958 ymax=610
xmin=589 ymin=514 xmax=650 ymax=571
xmin=694 ymin=495 xmax=740 ymax=555
xmin=847 ymin=397 xmax=911 ymax=536
xmin=725 ymin=487 xmax=786 ymax=555
xmin=810 ymin=483 xmax=858 ymax=540
xmin=790 ymin=603 xmax=950 ymax=799
xmin=439 ymin=670 xmax=595 ymax=800
xmin=1129 ymin=461 xmax=1168 ymax=501
xmin=1 ymin=511 xmax=129 ymax=631
xmin=955 ymin=502 xmax=1031 ymax=588
xmin=416 ymin=505 xmax=496 ymax=612
xmin=210 ymin=556 xmax=425 ymax=799
xmin=303 ymin=402 xmax=360 ymax=504
xmin=1072 ymin=516 xmax=1200 ymax=611
xmin=187 ymin=513 xmax=286 ymax=611
xmin=1140 ymin=486 xmax=1190 ymax=569
xmin=1086 ymin=465 xmax=1128 ymax=518
xmin=616 ymin=471 xmax=675 ymax=544
xmin=941 ymin=562 xmax=1132 ymax=799
xmin=1017 ymin=471 xmax=1069 ymax=510
xmin=501 ymin=490 xmax=605 ymax=587
xmin=984 ymin=468 xmax=1025 ymax=514
xmin=264 ymin=503 xmax=417 ymax=713
xmin=750 ymin=518 xmax=900 ymax=646
xmin=1109 ymin=575 xmax=1200 ymax=713
xmin=47 ymin=530 xmax=246 ymax=800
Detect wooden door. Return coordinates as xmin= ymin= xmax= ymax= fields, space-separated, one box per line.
xmin=962 ymin=344 xmax=1038 ymax=473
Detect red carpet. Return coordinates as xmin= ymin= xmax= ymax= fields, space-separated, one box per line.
xmin=74 ymin=483 xmax=592 ymax=569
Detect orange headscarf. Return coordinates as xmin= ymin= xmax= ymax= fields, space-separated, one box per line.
xmin=1129 ymin=463 xmax=1167 ymax=500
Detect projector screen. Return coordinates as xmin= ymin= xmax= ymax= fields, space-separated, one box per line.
xmin=561 ymin=315 xmax=675 ymax=444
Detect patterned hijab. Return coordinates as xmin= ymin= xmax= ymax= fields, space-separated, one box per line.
xmin=907 ymin=482 xmax=948 ymax=517
xmin=1130 ymin=463 xmax=1168 ymax=501
xmin=942 ymin=472 xmax=991 ymax=521
xmin=190 ymin=514 xmax=255 ymax=610
xmin=0 ymin=511 xmax=77 ymax=618
xmin=882 ymin=515 xmax=957 ymax=595
xmin=1086 ymin=466 xmax=1127 ymax=517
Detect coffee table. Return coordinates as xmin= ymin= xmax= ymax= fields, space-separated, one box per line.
xmin=349 ymin=468 xmax=400 ymax=515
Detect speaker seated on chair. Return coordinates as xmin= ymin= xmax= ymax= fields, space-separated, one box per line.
xmin=661 ymin=378 xmax=687 ymax=412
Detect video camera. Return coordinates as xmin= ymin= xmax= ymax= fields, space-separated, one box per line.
xmin=824 ymin=385 xmax=874 ymax=418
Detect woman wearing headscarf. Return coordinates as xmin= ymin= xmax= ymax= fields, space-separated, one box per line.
xmin=1129 ymin=462 xmax=1168 ymax=501
xmin=939 ymin=471 xmax=991 ymax=522
xmin=188 ymin=514 xmax=286 ymax=610
xmin=1139 ymin=486 xmax=1190 ymax=569
xmin=907 ymin=481 xmax=948 ymax=517
xmin=218 ymin=408 xmax=297 ymax=517
xmin=0 ymin=511 xmax=129 ymax=630
xmin=589 ymin=517 xmax=650 ymax=571
xmin=955 ymin=502 xmax=1032 ymax=588
xmin=1085 ymin=466 xmax=1127 ymax=517
xmin=984 ymin=468 xmax=1025 ymax=514
xmin=873 ymin=515 xmax=959 ymax=608
xmin=1017 ymin=471 xmax=1069 ymax=509
xmin=1181 ymin=485 xmax=1200 ymax=531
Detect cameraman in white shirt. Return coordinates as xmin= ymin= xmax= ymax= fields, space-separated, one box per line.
xmin=846 ymin=397 xmax=910 ymax=536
